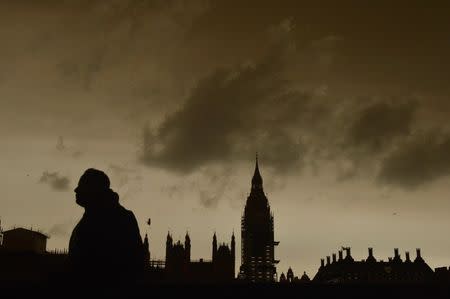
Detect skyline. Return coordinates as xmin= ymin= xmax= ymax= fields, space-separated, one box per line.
xmin=2 ymin=0 xmax=450 ymax=278
xmin=1 ymin=156 xmax=447 ymax=277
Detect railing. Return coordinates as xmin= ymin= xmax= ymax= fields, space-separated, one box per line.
xmin=47 ymin=249 xmax=68 ymax=255
xmin=192 ymin=259 xmax=212 ymax=263
xmin=149 ymin=260 xmax=165 ymax=269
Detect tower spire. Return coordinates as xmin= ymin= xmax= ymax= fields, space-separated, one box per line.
xmin=251 ymin=153 xmax=263 ymax=190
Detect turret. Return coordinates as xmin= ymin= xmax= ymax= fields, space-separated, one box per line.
xmin=212 ymin=232 xmax=217 ymax=261
xmin=332 ymin=253 xmax=337 ymax=263
xmin=231 ymin=232 xmax=236 ymax=276
xmin=0 ymin=219 xmax=3 ymax=246
xmin=287 ymin=267 xmax=294 ymax=282
xmin=143 ymin=234 xmax=150 ymax=263
xmin=165 ymin=231 xmax=172 ymax=261
xmin=231 ymin=232 xmax=235 ymax=259
xmin=185 ymin=232 xmax=191 ymax=262
xmin=338 ymin=250 xmax=343 ymax=261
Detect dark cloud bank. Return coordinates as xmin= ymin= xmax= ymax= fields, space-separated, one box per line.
xmin=140 ymin=21 xmax=326 ymax=175
xmin=378 ymin=131 xmax=450 ymax=189
xmin=139 ymin=19 xmax=450 ymax=193
xmin=2 ymin=1 xmax=449 ymax=203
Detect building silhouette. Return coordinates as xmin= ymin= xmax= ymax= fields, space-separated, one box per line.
xmin=279 ymin=267 xmax=311 ymax=283
xmin=313 ymin=247 xmax=435 ymax=284
xmin=0 ymin=226 xmax=67 ymax=282
xmin=165 ymin=231 xmax=235 ymax=282
xmin=0 ymin=220 xmax=3 ymax=246
xmin=2 ymin=227 xmax=48 ymax=254
xmin=239 ymin=155 xmax=279 ymax=282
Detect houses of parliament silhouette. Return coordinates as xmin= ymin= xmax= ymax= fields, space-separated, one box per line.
xmin=1 ymin=157 xmax=450 ymax=285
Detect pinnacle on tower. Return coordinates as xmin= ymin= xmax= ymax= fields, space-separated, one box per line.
xmin=251 ymin=153 xmax=263 ymax=190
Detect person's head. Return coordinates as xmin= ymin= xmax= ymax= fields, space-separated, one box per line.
xmin=74 ymin=168 xmax=117 ymax=209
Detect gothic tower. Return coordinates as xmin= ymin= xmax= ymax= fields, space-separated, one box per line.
xmin=185 ymin=232 xmax=191 ymax=262
xmin=166 ymin=231 xmax=173 ymax=260
xmin=212 ymin=232 xmax=217 ymax=260
xmin=143 ymin=233 xmax=150 ymax=264
xmin=0 ymin=219 xmax=3 ymax=246
xmin=231 ymin=232 xmax=236 ymax=276
xmin=239 ymin=155 xmax=279 ymax=282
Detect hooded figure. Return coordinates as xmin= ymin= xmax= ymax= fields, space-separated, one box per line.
xmin=68 ymin=168 xmax=145 ymax=284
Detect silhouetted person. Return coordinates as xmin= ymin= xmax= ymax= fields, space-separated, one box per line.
xmin=68 ymin=168 xmax=145 ymax=286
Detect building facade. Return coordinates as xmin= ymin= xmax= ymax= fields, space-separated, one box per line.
xmin=239 ymin=156 xmax=279 ymax=282
xmin=2 ymin=227 xmax=48 ymax=254
xmin=165 ymin=232 xmax=235 ymax=282
xmin=313 ymin=247 xmax=435 ymax=284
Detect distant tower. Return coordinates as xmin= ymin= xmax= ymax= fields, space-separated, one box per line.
xmin=0 ymin=219 xmax=3 ymax=246
xmin=185 ymin=232 xmax=191 ymax=262
xmin=287 ymin=267 xmax=294 ymax=283
xmin=212 ymin=232 xmax=217 ymax=261
xmin=143 ymin=234 xmax=150 ymax=264
xmin=231 ymin=232 xmax=236 ymax=275
xmin=240 ymin=154 xmax=279 ymax=282
xmin=166 ymin=231 xmax=173 ymax=260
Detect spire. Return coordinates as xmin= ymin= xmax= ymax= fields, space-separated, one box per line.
xmin=212 ymin=232 xmax=218 ymax=261
xmin=251 ymin=153 xmax=263 ymax=190
xmin=231 ymin=231 xmax=235 ymax=254
xmin=0 ymin=218 xmax=3 ymax=246
xmin=166 ymin=231 xmax=172 ymax=245
xmin=185 ymin=231 xmax=191 ymax=249
xmin=143 ymin=233 xmax=150 ymax=262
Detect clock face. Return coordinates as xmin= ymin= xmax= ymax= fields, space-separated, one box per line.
xmin=384 ymin=266 xmax=392 ymax=274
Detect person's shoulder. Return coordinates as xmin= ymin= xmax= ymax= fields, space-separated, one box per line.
xmin=117 ymin=205 xmax=137 ymax=221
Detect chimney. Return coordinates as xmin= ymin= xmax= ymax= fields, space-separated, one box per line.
xmin=394 ymin=248 xmax=399 ymax=258
xmin=416 ymin=248 xmax=422 ymax=259
xmin=346 ymin=247 xmax=351 ymax=257
xmin=368 ymin=247 xmax=373 ymax=257
xmin=332 ymin=253 xmax=337 ymax=263
xmin=326 ymin=256 xmax=331 ymax=265
xmin=321 ymin=258 xmax=325 ymax=267
xmin=405 ymin=251 xmax=411 ymax=262
xmin=338 ymin=250 xmax=343 ymax=261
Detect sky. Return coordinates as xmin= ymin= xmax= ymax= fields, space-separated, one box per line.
xmin=1 ymin=0 xmax=450 ymax=278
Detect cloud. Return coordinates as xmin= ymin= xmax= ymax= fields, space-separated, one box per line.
xmin=39 ymin=171 xmax=71 ymax=191
xmin=139 ymin=20 xmax=327 ymax=174
xmin=347 ymin=99 xmax=417 ymax=153
xmin=54 ymin=136 xmax=84 ymax=159
xmin=0 ymin=0 xmax=210 ymax=136
xmin=56 ymin=136 xmax=66 ymax=151
xmin=377 ymin=131 xmax=450 ymax=189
